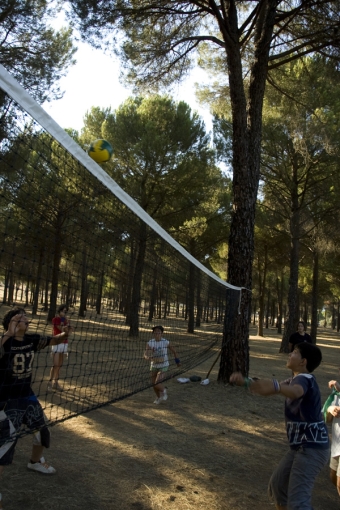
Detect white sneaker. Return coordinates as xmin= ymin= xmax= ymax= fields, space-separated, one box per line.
xmin=27 ymin=458 xmax=56 ymax=474
xmin=153 ymin=397 xmax=162 ymax=404
xmin=162 ymin=389 xmax=168 ymax=401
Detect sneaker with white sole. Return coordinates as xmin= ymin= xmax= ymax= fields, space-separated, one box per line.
xmin=161 ymin=389 xmax=168 ymax=401
xmin=27 ymin=458 xmax=56 ymax=474
xmin=153 ymin=397 xmax=162 ymax=404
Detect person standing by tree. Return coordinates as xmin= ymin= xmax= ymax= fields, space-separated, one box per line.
xmin=289 ymin=321 xmax=312 ymax=352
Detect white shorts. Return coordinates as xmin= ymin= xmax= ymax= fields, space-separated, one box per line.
xmin=51 ymin=343 xmax=68 ymax=354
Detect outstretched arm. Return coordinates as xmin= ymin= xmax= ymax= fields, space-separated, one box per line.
xmin=230 ymin=372 xmax=304 ymax=399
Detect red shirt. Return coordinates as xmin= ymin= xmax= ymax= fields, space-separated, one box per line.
xmin=52 ymin=316 xmax=68 ymax=344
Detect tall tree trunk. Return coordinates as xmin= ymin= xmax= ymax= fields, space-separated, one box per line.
xmin=8 ymin=260 xmax=14 ymax=305
xmin=32 ymin=247 xmax=44 ymax=315
xmin=310 ymin=250 xmax=319 ymax=343
xmin=95 ymin=270 xmax=104 ymax=314
xmin=129 ymin=221 xmax=147 ymax=337
xmin=79 ymin=248 xmax=88 ymax=317
xmin=48 ymin=210 xmax=64 ymax=321
xmin=3 ymin=268 xmax=9 ymax=304
xmin=195 ymin=271 xmax=201 ymax=327
xmin=125 ymin=238 xmax=136 ymax=324
xmin=219 ymin=2 xmax=276 ymax=380
xmin=148 ymin=268 xmax=158 ymax=322
xmin=258 ymin=245 xmax=268 ymax=337
xmin=280 ymin=170 xmax=300 ymax=352
xmin=265 ymin=289 xmax=271 ymax=329
xmin=187 ymin=263 xmax=195 ymax=334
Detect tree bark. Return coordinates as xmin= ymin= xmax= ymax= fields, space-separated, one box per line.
xmin=280 ymin=165 xmax=300 ymax=352
xmin=257 ymin=245 xmax=268 ymax=337
xmin=219 ymin=2 xmax=277 ymax=380
xmin=187 ymin=263 xmax=195 ymax=334
xmin=310 ymin=250 xmax=319 ymax=343
xmin=129 ymin=221 xmax=147 ymax=336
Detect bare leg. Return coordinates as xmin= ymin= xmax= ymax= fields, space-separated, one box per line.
xmin=151 ymin=371 xmax=161 ymax=398
xmin=154 ymin=371 xmax=166 ymax=397
xmin=329 ymin=468 xmax=340 ymax=496
xmin=53 ymin=352 xmax=64 ymax=381
xmin=49 ymin=353 xmax=64 ymax=389
xmin=30 ymin=444 xmax=44 ymax=463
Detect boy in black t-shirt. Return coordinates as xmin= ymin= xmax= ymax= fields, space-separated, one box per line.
xmin=0 ymin=308 xmax=71 ymax=509
xmin=230 ymin=342 xmax=329 ymax=510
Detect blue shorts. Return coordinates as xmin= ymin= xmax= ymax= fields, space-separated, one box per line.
xmin=0 ymin=395 xmax=47 ymax=465
xmin=268 ymin=446 xmax=330 ymax=510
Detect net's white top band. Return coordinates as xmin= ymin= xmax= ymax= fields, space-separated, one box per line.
xmin=0 ymin=63 xmax=242 ymax=291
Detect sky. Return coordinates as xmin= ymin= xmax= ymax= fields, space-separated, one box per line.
xmin=43 ymin=40 xmax=213 ymax=135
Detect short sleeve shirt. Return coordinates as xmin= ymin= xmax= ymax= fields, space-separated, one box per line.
xmin=0 ymin=334 xmax=51 ymax=401
xmin=284 ymin=373 xmax=329 ymax=449
xmin=52 ymin=316 xmax=68 ymax=344
xmin=147 ymin=338 xmax=169 ymax=368
xmin=289 ymin=332 xmax=312 ymax=350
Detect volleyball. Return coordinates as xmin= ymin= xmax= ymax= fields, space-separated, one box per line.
xmin=88 ymin=139 xmax=113 ymax=163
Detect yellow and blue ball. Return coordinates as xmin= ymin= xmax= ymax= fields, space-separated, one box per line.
xmin=88 ymin=139 xmax=113 ymax=163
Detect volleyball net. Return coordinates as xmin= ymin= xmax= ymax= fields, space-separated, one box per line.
xmin=0 ymin=64 xmax=242 ymax=433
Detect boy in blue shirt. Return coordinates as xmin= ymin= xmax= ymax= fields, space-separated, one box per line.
xmin=230 ymin=342 xmax=329 ymax=510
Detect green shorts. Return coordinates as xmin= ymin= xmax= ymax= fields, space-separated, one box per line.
xmin=150 ymin=365 xmax=169 ymax=373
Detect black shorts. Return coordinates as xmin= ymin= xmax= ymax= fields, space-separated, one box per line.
xmin=0 ymin=395 xmax=47 ymax=465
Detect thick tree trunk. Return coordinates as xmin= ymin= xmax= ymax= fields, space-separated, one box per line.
xmin=219 ymin=2 xmax=276 ymax=381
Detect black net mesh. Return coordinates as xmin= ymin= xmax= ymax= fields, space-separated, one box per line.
xmin=0 ymin=81 xmax=241 ymax=436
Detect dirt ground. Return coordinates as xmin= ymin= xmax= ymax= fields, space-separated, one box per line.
xmin=2 ymin=326 xmax=340 ymax=510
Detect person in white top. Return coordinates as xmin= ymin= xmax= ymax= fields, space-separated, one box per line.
xmin=326 ymin=379 xmax=340 ymax=497
xmin=144 ymin=326 xmax=180 ymax=404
